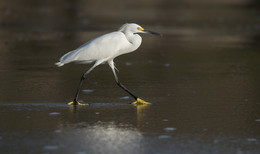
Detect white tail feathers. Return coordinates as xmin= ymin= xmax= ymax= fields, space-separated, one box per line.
xmin=55 ymin=62 xmax=64 ymax=67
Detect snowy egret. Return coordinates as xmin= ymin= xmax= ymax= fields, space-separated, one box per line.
xmin=55 ymin=23 xmax=160 ymax=105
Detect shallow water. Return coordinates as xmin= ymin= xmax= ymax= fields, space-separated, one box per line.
xmin=0 ymin=0 xmax=260 ymax=153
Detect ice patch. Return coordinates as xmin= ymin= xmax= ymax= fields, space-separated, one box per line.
xmin=125 ymin=62 xmax=132 ymax=66
xmin=247 ymin=138 xmax=257 ymax=142
xmin=120 ymin=96 xmax=130 ymax=100
xmin=163 ymin=127 xmax=177 ymax=131
xmin=54 ymin=130 xmax=62 ymax=133
xmin=158 ymin=135 xmax=171 ymax=139
xmin=82 ymin=89 xmax=95 ymax=93
xmin=164 ymin=63 xmax=170 ymax=67
xmin=49 ymin=112 xmax=60 ymax=115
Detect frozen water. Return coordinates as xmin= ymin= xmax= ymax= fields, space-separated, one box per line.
xmin=164 ymin=63 xmax=170 ymax=67
xmin=158 ymin=135 xmax=171 ymax=139
xmin=247 ymin=138 xmax=257 ymax=142
xmin=120 ymin=96 xmax=130 ymax=100
xmin=82 ymin=89 xmax=95 ymax=93
xmin=48 ymin=112 xmax=60 ymax=115
xmin=54 ymin=130 xmax=62 ymax=133
xmin=125 ymin=62 xmax=132 ymax=66
xmin=163 ymin=127 xmax=177 ymax=131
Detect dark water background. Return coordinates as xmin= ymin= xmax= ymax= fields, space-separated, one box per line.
xmin=0 ymin=0 xmax=260 ymax=153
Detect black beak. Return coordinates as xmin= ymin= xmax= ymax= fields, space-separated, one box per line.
xmin=143 ymin=30 xmax=162 ymax=36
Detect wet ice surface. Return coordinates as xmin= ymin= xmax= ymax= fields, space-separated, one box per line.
xmin=82 ymin=89 xmax=95 ymax=93
xmin=0 ymin=0 xmax=260 ymax=153
xmin=48 ymin=112 xmax=61 ymax=115
xmin=0 ymin=102 xmax=260 ymax=153
xmin=120 ymin=96 xmax=130 ymax=100
xmin=164 ymin=127 xmax=177 ymax=132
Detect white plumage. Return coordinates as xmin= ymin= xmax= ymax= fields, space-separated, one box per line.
xmin=55 ymin=23 xmax=160 ymax=105
xmin=56 ymin=23 xmax=143 ymax=67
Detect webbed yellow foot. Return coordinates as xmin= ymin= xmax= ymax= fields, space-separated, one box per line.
xmin=132 ymin=98 xmax=151 ymax=105
xmin=67 ymin=101 xmax=88 ymax=105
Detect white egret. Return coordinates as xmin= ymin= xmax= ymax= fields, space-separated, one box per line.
xmin=55 ymin=23 xmax=160 ymax=105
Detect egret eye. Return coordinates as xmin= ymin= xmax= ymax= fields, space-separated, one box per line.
xmin=137 ymin=27 xmax=144 ymax=31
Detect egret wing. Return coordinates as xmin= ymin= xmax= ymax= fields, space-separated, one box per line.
xmin=59 ymin=32 xmax=130 ymax=64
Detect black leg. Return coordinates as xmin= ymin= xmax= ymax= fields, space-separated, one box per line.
xmin=115 ymin=76 xmax=138 ymax=100
xmin=73 ymin=76 xmax=85 ymax=103
xmin=108 ymin=60 xmax=138 ymax=100
xmin=72 ymin=63 xmax=99 ymax=105
xmin=108 ymin=60 xmax=150 ymax=105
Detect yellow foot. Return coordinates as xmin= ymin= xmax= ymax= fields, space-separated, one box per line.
xmin=67 ymin=101 xmax=88 ymax=105
xmin=132 ymin=98 xmax=151 ymax=105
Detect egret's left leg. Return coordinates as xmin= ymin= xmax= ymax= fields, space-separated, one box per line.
xmin=68 ymin=61 xmax=101 ymax=105
xmin=108 ymin=60 xmax=150 ymax=105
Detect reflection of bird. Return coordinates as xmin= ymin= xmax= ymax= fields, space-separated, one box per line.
xmin=55 ymin=23 xmax=160 ymax=105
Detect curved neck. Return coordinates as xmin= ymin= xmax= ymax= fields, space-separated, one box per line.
xmin=124 ymin=31 xmax=142 ymax=45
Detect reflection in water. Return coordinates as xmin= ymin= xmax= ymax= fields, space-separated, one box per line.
xmin=67 ymin=103 xmax=151 ymax=126
xmin=60 ymin=122 xmax=143 ymax=153
xmin=0 ymin=102 xmax=259 ymax=153
xmin=136 ymin=104 xmax=150 ymax=123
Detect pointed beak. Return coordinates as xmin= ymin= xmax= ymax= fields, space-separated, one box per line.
xmin=143 ymin=29 xmax=161 ymax=36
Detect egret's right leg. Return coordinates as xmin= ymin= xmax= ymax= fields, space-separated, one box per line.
xmin=68 ymin=62 xmax=100 ymax=105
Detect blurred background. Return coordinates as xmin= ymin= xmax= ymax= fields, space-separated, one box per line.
xmin=0 ymin=0 xmax=260 ymax=153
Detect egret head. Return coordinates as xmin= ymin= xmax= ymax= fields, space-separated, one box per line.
xmin=119 ymin=23 xmax=161 ymax=36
